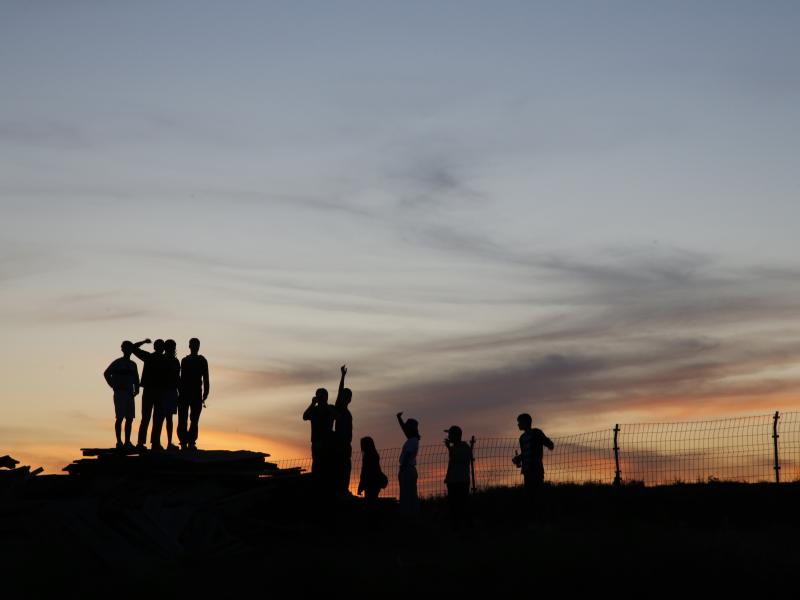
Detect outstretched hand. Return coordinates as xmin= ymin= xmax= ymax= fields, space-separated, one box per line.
xmin=341 ymin=364 xmax=347 ymax=376
xmin=396 ymin=411 xmax=403 ymax=419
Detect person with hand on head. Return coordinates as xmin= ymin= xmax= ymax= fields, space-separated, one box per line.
xmin=103 ymin=340 xmax=140 ymax=450
xmin=396 ymin=411 xmax=421 ymax=518
xmin=130 ymin=338 xmax=167 ymax=450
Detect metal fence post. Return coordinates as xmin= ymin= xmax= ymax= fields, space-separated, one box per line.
xmin=613 ymin=424 xmax=621 ymax=486
xmin=469 ymin=436 xmax=477 ymax=493
xmin=773 ymin=411 xmax=781 ymax=484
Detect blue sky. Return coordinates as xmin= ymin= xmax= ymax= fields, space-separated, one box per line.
xmin=2 ymin=1 xmax=800 ymax=470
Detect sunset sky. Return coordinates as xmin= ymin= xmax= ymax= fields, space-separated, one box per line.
xmin=2 ymin=2 xmax=800 ymax=473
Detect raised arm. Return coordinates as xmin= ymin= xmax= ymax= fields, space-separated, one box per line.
xmin=396 ymin=411 xmax=406 ymax=432
xmin=129 ymin=339 xmax=152 ymax=361
xmin=303 ymin=398 xmax=317 ymax=421
xmin=335 ymin=364 xmax=347 ymax=404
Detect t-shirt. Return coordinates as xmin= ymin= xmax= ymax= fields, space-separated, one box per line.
xmin=445 ymin=441 xmax=472 ymax=484
xmin=334 ymin=408 xmax=353 ymax=444
xmin=165 ymin=356 xmax=180 ymax=390
xmin=303 ymin=403 xmax=337 ymax=444
xmin=399 ymin=437 xmax=419 ymax=469
xmin=519 ymin=428 xmax=553 ymax=474
xmin=180 ymin=354 xmax=208 ymax=393
xmin=104 ymin=358 xmax=139 ymax=394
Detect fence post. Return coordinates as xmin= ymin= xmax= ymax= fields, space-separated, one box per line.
xmin=773 ymin=411 xmax=780 ymax=484
xmin=469 ymin=436 xmax=477 ymax=494
xmin=613 ymin=424 xmax=621 ymax=486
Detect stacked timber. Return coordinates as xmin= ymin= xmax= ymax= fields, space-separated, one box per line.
xmin=64 ymin=448 xmax=299 ymax=480
xmin=0 ymin=455 xmax=43 ymax=494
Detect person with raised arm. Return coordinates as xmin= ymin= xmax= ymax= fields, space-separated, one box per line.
xmin=333 ymin=364 xmax=353 ymax=496
xmin=396 ymin=411 xmax=421 ymax=518
xmin=103 ymin=341 xmax=140 ymax=450
xmin=178 ymin=338 xmax=210 ymax=450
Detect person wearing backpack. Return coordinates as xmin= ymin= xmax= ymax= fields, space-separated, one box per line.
xmin=358 ymin=436 xmax=388 ymax=501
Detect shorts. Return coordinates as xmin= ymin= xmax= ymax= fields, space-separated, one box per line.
xmin=113 ymin=390 xmax=135 ymax=420
xmin=161 ymin=389 xmax=178 ymax=415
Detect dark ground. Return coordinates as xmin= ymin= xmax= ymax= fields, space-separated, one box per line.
xmin=3 ymin=467 xmax=799 ymax=598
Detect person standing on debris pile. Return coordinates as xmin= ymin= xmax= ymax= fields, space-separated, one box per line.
xmin=303 ymin=384 xmax=338 ymax=497
xmin=160 ymin=339 xmax=181 ymax=451
xmin=444 ymin=425 xmax=473 ymax=529
xmin=334 ymin=364 xmax=353 ymax=496
xmin=103 ymin=341 xmax=140 ymax=450
xmin=512 ymin=413 xmax=554 ymax=507
xmin=178 ymin=338 xmax=210 ymax=450
xmin=396 ymin=412 xmax=421 ymax=518
xmin=130 ymin=338 xmax=167 ymax=450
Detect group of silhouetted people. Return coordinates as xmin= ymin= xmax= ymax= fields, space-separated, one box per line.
xmin=103 ymin=338 xmax=210 ymax=451
xmin=302 ymin=366 xmax=362 ymax=497
xmin=302 ymin=366 xmax=555 ymax=527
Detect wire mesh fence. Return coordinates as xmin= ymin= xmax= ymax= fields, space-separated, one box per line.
xmin=276 ymin=412 xmax=797 ymax=497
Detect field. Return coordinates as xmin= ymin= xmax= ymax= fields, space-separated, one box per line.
xmin=3 ymin=471 xmax=799 ymax=598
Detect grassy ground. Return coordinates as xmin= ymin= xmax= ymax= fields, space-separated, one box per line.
xmin=6 ymin=481 xmax=800 ymax=597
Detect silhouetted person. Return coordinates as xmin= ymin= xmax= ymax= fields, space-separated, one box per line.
xmin=130 ymin=338 xmax=166 ymax=449
xmin=131 ymin=338 xmax=164 ymax=450
xmin=444 ymin=425 xmax=473 ymax=529
xmin=159 ymin=339 xmax=180 ymax=450
xmin=103 ymin=341 xmax=140 ymax=449
xmin=303 ymin=386 xmax=337 ymax=497
xmin=357 ymin=436 xmax=387 ymax=502
xmin=396 ymin=412 xmax=420 ymax=518
xmin=334 ymin=364 xmax=353 ymax=496
xmin=358 ymin=436 xmax=387 ymax=527
xmin=178 ymin=338 xmax=210 ymax=450
xmin=512 ymin=413 xmax=554 ymax=506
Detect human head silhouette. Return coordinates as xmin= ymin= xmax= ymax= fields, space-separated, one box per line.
xmin=445 ymin=425 xmax=463 ymax=443
xmin=164 ymin=339 xmax=177 ymax=357
xmin=189 ymin=338 xmax=200 ymax=355
xmin=121 ymin=341 xmax=134 ymax=357
xmin=517 ymin=413 xmax=533 ymax=431
xmin=315 ymin=388 xmax=328 ymax=405
xmin=336 ymin=388 xmax=352 ymax=409
xmin=360 ymin=436 xmax=377 ymax=455
xmin=403 ymin=418 xmax=420 ymax=440
xmin=153 ymin=339 xmax=165 ymax=354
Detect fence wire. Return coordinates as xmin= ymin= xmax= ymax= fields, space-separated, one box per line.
xmin=276 ymin=412 xmax=797 ymax=497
